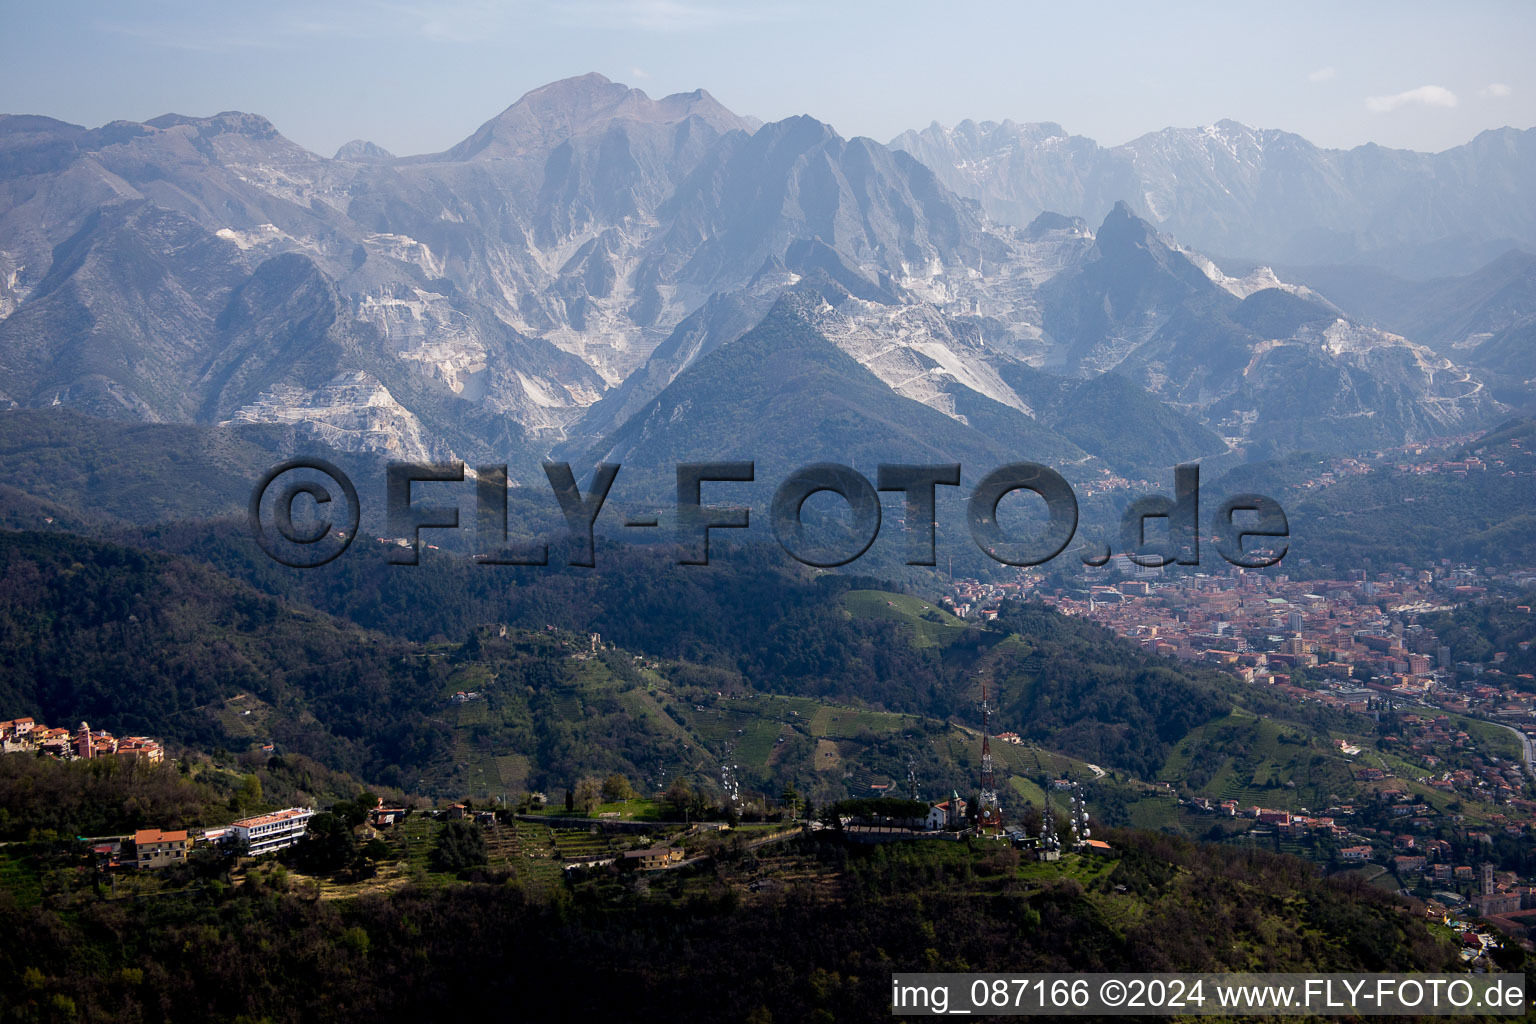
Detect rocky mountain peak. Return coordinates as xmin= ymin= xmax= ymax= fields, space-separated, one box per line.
xmin=1095 ymin=200 xmax=1156 ymax=250
xmin=143 ymin=111 xmax=283 ymax=140
xmin=438 ymin=72 xmax=756 ymax=162
xmin=333 ymin=139 xmax=395 ymax=162
xmin=1023 ymin=210 xmax=1087 ymax=239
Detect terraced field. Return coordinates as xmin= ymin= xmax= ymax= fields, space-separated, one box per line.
xmin=730 ymin=719 xmax=788 ymax=769
xmin=545 ymin=691 xmax=583 ymax=722
xmin=483 ymin=821 xmax=569 ymax=896
xmin=808 ymin=706 xmax=913 ymax=739
xmin=1007 ymin=775 xmax=1047 ymax=808
xmin=685 ymin=699 xmax=821 ymax=773
xmin=418 ymin=703 xmax=504 ymax=797
xmin=374 ymin=817 xmax=579 ymax=897
xmin=494 ymin=753 xmax=530 ymax=792
xmin=445 ymin=665 xmax=495 ymax=694
xmin=517 ymin=855 xmax=565 ymax=896
xmin=1125 ymin=796 xmax=1180 ymax=830
xmin=814 ymin=739 xmax=841 ymax=773
xmin=550 ymin=828 xmax=623 ymax=861
xmin=452 ymin=733 xmax=500 ymax=796
xmin=513 ymin=821 xmax=557 ymax=858
xmin=454 ymin=699 xmax=492 ymax=727
xmin=389 ymin=816 xmax=444 ymax=880
xmin=757 ymin=695 xmax=826 ymax=721
xmin=617 ymin=689 xmax=684 ymax=736
xmin=210 ymin=693 xmax=273 ymax=741
xmin=991 ymin=741 xmax=1076 ymax=778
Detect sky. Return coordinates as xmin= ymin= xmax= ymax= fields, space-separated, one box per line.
xmin=2 ymin=1 xmax=1533 ymax=159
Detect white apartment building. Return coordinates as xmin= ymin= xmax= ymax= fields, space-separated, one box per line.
xmin=230 ymin=807 xmax=315 ymax=856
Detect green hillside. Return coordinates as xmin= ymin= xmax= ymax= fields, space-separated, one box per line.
xmin=2 ymin=526 xmax=1525 ymax=846
xmin=0 ymin=827 xmax=1460 ymax=1023
xmin=843 ymin=589 xmax=969 ymax=648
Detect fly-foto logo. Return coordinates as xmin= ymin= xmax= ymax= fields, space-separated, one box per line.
xmin=249 ymin=459 xmax=1288 ymax=571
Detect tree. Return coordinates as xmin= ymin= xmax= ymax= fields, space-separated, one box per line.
xmin=229 ymin=774 xmax=262 ymax=814
xmin=297 ymin=813 xmax=356 ymax=875
xmin=664 ymin=779 xmax=694 ymax=819
xmin=433 ymin=821 xmax=487 ymax=872
xmin=329 ymin=800 xmax=368 ymax=830
xmin=781 ymin=784 xmax=800 ymax=819
xmin=1491 ymin=940 xmax=1526 ymax=972
xmin=574 ymin=777 xmax=603 ymax=813
xmin=601 ymin=773 xmax=635 ymax=804
xmin=350 ymin=837 xmax=392 ymax=881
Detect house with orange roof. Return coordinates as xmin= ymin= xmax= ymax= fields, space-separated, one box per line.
xmin=134 ymin=828 xmax=189 ymax=869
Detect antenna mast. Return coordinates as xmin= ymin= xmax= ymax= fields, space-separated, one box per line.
xmin=977 ymin=679 xmax=1002 ymax=827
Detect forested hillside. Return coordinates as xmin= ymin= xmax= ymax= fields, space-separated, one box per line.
xmin=0 ymin=830 xmax=1457 ymax=1023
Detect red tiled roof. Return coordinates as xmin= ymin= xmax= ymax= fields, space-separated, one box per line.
xmin=134 ymin=829 xmax=187 ymax=844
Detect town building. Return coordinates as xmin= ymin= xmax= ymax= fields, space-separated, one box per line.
xmin=229 ymin=807 xmax=315 ymax=856
xmin=116 ymin=736 xmax=166 ymax=763
xmin=134 ymin=828 xmax=189 ymax=869
xmin=926 ymin=792 xmax=967 ymax=830
xmin=0 ymin=714 xmax=163 ymax=762
xmin=622 ymin=846 xmax=684 ymax=870
xmin=369 ymin=799 xmax=406 ymax=828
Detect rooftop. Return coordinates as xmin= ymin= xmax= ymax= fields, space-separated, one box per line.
xmin=231 ymin=807 xmax=313 ymax=829
xmin=134 ymin=828 xmax=187 ymax=844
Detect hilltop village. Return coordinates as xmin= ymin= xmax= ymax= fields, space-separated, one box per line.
xmin=1 ymin=717 xmax=164 ymax=763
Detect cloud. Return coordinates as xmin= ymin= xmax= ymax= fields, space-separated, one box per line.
xmin=1307 ymin=67 xmax=1336 ymax=83
xmin=1481 ymin=83 xmax=1513 ymax=99
xmin=631 ymin=67 xmax=651 ymax=79
xmin=1365 ymin=85 xmax=1458 ymax=113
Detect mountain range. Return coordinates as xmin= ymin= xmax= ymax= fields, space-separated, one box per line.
xmin=892 ymin=117 xmax=1536 ymax=276
xmin=0 ymin=74 xmax=1527 ymax=486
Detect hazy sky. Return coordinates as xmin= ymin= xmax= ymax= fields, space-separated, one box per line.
xmin=3 ymin=1 xmax=1532 ymax=158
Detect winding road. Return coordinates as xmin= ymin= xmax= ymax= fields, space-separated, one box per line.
xmin=1484 ymin=718 xmax=1536 ymax=781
